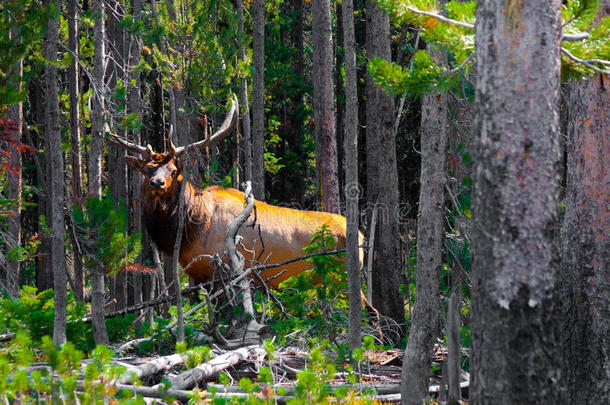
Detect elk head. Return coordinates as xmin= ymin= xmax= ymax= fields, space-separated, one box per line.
xmin=111 ymin=95 xmax=238 ymax=202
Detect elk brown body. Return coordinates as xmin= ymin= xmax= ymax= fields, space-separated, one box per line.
xmin=114 ymin=96 xmax=364 ymax=290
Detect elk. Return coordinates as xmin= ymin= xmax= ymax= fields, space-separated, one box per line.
xmin=111 ymin=96 xmax=364 ymax=291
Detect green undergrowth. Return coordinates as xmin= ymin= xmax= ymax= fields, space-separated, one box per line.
xmin=1 ymin=333 xmax=391 ymax=404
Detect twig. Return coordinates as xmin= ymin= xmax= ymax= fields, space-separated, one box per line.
xmin=404 ymin=6 xmax=473 ymax=29
xmin=562 ymin=32 xmax=589 ymax=41
xmin=561 ymin=47 xmax=610 ymax=75
xmin=440 ymin=52 xmax=475 ymax=78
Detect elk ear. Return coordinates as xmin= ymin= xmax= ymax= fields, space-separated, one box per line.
xmin=125 ymin=156 xmax=145 ymax=174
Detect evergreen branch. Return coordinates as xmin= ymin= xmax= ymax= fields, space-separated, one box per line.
xmin=561 ymin=47 xmax=610 ymax=75
xmin=404 ymin=6 xmax=474 ymax=29
xmin=402 ymin=5 xmax=591 ymax=42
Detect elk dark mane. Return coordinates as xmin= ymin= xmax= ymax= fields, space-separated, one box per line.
xmin=143 ymin=177 xmax=211 ymax=255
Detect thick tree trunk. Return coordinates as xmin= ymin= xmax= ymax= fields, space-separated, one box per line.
xmin=365 ymin=1 xmax=404 ymax=328
xmin=312 ymin=0 xmax=340 ymax=213
xmin=401 ymin=43 xmax=447 ymax=404
xmin=252 ymin=0 xmax=265 ymax=200
xmin=471 ymin=1 xmax=562 ymax=403
xmin=342 ymin=0 xmax=361 ymax=350
xmin=90 ymin=0 xmax=110 ymax=345
xmin=46 ymin=4 xmax=67 ymax=346
xmin=559 ymin=74 xmax=609 ymax=403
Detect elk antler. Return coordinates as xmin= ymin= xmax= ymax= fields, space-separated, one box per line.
xmin=108 ymin=133 xmax=154 ymax=160
xmin=171 ymin=94 xmax=239 ymax=158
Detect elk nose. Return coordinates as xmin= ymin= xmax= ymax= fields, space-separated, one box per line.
xmin=150 ymin=178 xmax=165 ymax=189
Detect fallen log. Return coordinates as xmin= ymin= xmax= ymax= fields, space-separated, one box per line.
xmin=116 ymin=352 xmax=191 ymax=384
xmin=153 ymin=345 xmax=266 ymax=391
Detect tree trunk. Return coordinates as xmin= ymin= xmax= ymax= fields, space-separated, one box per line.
xmin=129 ymin=0 xmax=144 ymax=322
xmin=312 ymin=0 xmax=340 ymax=213
xmin=68 ymin=0 xmax=84 ymax=301
xmin=446 ymin=285 xmax=461 ymax=405
xmin=89 ymin=0 xmax=105 ymax=200
xmin=471 ymin=1 xmax=562 ymax=403
xmin=252 ymin=0 xmax=265 ymax=200
xmin=335 ymin=5 xmax=344 ymax=204
xmin=401 ymin=42 xmax=447 ymax=403
xmin=237 ymin=0 xmax=252 ymax=183
xmin=5 ymin=22 xmax=23 ymax=298
xmin=365 ymin=0 xmax=404 ymax=328
xmin=46 ymin=3 xmax=67 ymax=346
xmin=342 ymin=0 xmax=361 ymax=350
xmin=558 ymin=73 xmax=609 ymax=403
xmin=107 ymin=0 xmax=128 ymax=311
xmin=89 ymin=0 xmax=110 ymax=345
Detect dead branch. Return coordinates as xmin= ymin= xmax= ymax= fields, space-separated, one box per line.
xmin=152 ymin=345 xmax=266 ymax=391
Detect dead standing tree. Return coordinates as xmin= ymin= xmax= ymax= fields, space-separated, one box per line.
xmin=221 ymin=180 xmax=267 ymax=344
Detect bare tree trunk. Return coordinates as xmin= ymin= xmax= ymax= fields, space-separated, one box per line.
xmin=446 ymin=285 xmax=461 ymax=405
xmin=365 ymin=1 xmax=403 ymax=327
xmin=90 ymin=0 xmax=110 ymax=345
xmin=342 ymin=0 xmax=361 ymax=350
xmin=171 ymin=180 xmax=186 ymax=342
xmin=401 ymin=41 xmax=447 ymax=403
xmin=107 ymin=0 xmax=128 ymax=311
xmin=558 ymin=73 xmax=610 ymax=403
xmin=68 ymin=0 xmax=84 ymax=301
xmin=471 ymin=1 xmax=562 ymax=403
xmin=151 ymin=0 xmax=178 ymax=144
xmin=89 ymin=0 xmax=105 ymax=200
xmin=5 ymin=22 xmax=23 ymax=298
xmin=237 ymin=0 xmax=252 ymax=182
xmin=312 ymin=0 xmax=339 ymax=213
xmin=46 ymin=3 xmax=67 ymax=346
xmin=129 ymin=0 xmax=144 ymax=322
xmin=252 ymin=0 xmax=265 ymax=200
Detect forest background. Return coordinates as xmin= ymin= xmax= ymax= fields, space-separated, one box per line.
xmin=0 ymin=0 xmax=608 ymax=403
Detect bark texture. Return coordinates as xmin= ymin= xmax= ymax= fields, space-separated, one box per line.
xmin=401 ymin=43 xmax=447 ymax=403
xmin=46 ymin=5 xmax=67 ymax=346
xmin=365 ymin=1 xmax=404 ymax=327
xmin=559 ymin=74 xmax=610 ymax=403
xmin=5 ymin=26 xmax=22 ymax=298
xmin=90 ymin=0 xmax=109 ymax=345
xmin=237 ymin=0 xmax=252 ymax=183
xmin=129 ymin=0 xmax=144 ymax=317
xmin=89 ymin=0 xmax=105 ymax=199
xmin=108 ymin=0 xmax=128 ymax=311
xmin=252 ymin=0 xmax=265 ymax=200
xmin=342 ymin=0 xmax=361 ymax=349
xmin=471 ymin=1 xmax=562 ymax=403
xmin=312 ymin=0 xmax=340 ymax=213
xmin=68 ymin=0 xmax=84 ymax=301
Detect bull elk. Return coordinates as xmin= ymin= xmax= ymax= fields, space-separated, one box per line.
xmin=111 ymin=96 xmax=364 ymax=291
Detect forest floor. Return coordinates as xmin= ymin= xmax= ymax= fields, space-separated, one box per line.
xmin=101 ymin=342 xmax=469 ymax=403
